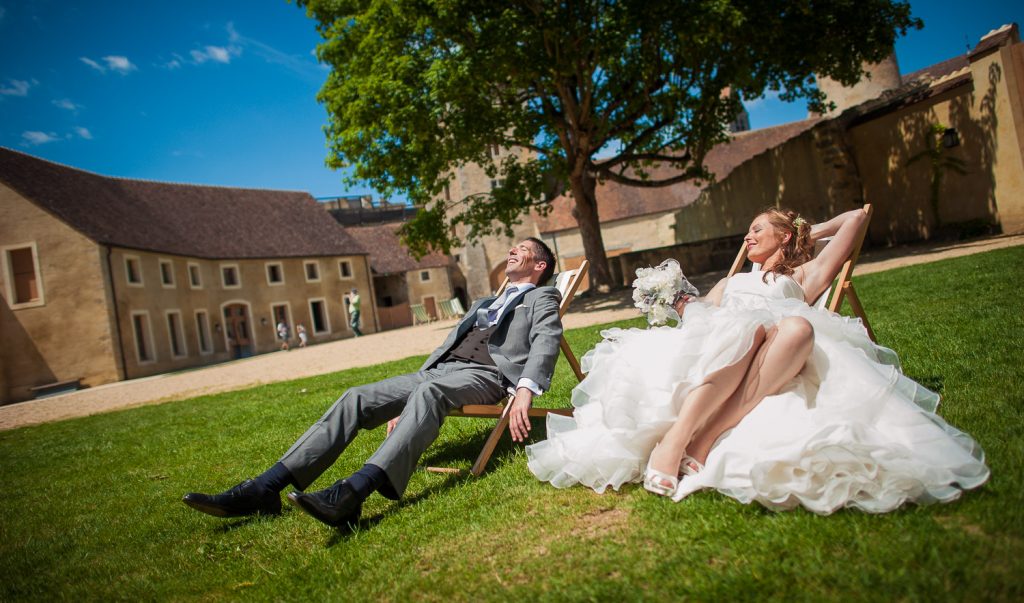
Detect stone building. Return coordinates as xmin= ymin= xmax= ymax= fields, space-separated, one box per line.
xmin=0 ymin=148 xmax=374 ymax=404
xmin=346 ymin=223 xmax=459 ymax=330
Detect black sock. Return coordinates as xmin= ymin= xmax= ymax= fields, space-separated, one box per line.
xmin=346 ymin=464 xmax=388 ymax=501
xmin=254 ymin=462 xmax=295 ymax=493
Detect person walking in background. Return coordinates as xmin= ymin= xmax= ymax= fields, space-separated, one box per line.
xmin=276 ymin=320 xmax=290 ymax=351
xmin=297 ymin=323 xmax=308 ymax=348
xmin=349 ymin=288 xmax=363 ymax=337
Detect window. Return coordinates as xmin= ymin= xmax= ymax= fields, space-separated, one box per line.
xmin=266 ymin=262 xmax=284 ymax=285
xmin=187 ymin=263 xmax=203 ymax=289
xmin=338 ymin=260 xmax=353 ymax=279
xmin=166 ymin=310 xmax=187 ymax=358
xmin=124 ymin=256 xmax=143 ymax=286
xmin=2 ymin=244 xmax=44 ymax=307
xmin=159 ymin=259 xmax=175 ymax=288
xmin=131 ymin=311 xmax=155 ymax=363
xmin=420 ymin=270 xmax=431 ymax=282
xmin=195 ymin=310 xmax=212 ymax=355
xmin=304 ymin=260 xmax=321 ymax=282
xmin=309 ymin=298 xmax=330 ymax=334
xmin=221 ymin=264 xmax=240 ymax=289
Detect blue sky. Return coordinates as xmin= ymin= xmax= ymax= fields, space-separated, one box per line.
xmin=1 ymin=1 xmax=1021 ymax=199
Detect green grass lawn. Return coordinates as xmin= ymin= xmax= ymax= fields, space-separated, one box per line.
xmin=1 ymin=247 xmax=1022 ymax=601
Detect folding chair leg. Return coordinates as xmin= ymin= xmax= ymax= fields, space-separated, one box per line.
xmin=469 ymin=412 xmax=512 ymax=476
xmin=560 ymin=337 xmax=585 ymax=382
xmin=843 ymin=284 xmax=877 ymax=343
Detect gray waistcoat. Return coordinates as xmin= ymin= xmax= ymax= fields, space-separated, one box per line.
xmin=445 ymin=326 xmax=497 ymax=366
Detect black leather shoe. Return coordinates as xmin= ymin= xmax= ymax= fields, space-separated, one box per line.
xmin=182 ymin=479 xmax=281 ymax=518
xmin=287 ymin=480 xmax=362 ymax=528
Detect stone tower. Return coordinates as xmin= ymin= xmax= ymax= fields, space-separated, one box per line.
xmin=814 ymin=53 xmax=902 ymax=116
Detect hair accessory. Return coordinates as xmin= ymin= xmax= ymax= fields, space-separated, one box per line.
xmin=793 ymin=216 xmax=807 ymax=229
xmin=632 ymin=259 xmax=699 ymax=326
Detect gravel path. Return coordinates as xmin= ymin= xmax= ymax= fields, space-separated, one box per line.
xmin=2 ymin=233 xmax=1020 ymax=431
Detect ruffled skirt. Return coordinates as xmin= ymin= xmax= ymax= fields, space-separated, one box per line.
xmin=526 ymin=300 xmax=989 ymax=514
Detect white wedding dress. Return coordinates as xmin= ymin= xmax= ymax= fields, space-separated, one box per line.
xmin=526 ymin=270 xmax=989 ymax=514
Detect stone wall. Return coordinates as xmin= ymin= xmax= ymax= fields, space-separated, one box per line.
xmin=0 ymin=187 xmax=121 ymax=403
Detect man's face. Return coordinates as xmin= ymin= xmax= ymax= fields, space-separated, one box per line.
xmin=506 ymin=240 xmax=544 ymax=283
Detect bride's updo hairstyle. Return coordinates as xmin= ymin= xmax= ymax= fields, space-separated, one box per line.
xmin=759 ymin=207 xmax=814 ymax=283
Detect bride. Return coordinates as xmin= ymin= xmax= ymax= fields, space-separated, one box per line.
xmin=526 ymin=207 xmax=989 ymax=514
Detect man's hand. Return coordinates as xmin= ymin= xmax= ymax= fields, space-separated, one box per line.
xmin=386 ymin=416 xmax=400 ymax=437
xmin=508 ymin=387 xmax=534 ymax=443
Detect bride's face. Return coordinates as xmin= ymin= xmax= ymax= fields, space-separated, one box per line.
xmin=744 ymin=214 xmax=789 ymax=262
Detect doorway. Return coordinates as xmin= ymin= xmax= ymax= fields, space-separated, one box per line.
xmin=223 ymin=303 xmax=252 ymax=358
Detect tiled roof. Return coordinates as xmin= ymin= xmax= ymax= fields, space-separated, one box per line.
xmin=901 ymin=55 xmax=970 ymax=85
xmin=346 ymin=222 xmax=452 ymax=274
xmin=535 ymin=118 xmax=821 ymax=233
xmin=0 ymin=147 xmax=366 ymax=258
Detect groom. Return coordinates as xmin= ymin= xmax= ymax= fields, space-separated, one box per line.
xmin=183 ymin=238 xmax=562 ymax=528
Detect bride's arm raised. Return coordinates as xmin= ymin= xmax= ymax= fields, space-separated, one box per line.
xmin=800 ymin=208 xmax=869 ymax=302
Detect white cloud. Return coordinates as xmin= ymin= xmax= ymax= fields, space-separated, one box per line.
xmin=103 ymin=55 xmax=137 ymax=74
xmin=225 ymin=22 xmax=324 ymax=82
xmin=190 ymin=44 xmax=240 ymax=65
xmin=22 ymin=131 xmax=59 ymax=146
xmin=73 ymin=127 xmax=93 ymax=140
xmin=161 ymin=53 xmax=184 ymax=69
xmin=1 ymin=78 xmax=33 ymax=96
xmin=81 ymin=55 xmax=137 ymax=74
xmin=80 ymin=57 xmax=105 ymax=73
xmin=53 ymin=98 xmax=81 ymax=111
xmin=205 ymin=46 xmax=232 ymax=63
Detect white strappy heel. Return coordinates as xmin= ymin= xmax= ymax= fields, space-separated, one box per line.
xmin=643 ymin=460 xmax=679 ymax=497
xmin=679 ymin=456 xmax=705 ymax=478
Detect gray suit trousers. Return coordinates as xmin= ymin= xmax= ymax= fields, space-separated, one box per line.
xmin=278 ymin=361 xmax=504 ymax=499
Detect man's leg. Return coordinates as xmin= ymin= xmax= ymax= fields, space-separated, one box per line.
xmin=278 ymin=371 xmax=429 ymax=490
xmin=288 ymin=363 xmax=503 ymax=526
xmin=183 ymin=370 xmax=428 ymax=518
xmin=366 ymin=363 xmax=503 ymax=498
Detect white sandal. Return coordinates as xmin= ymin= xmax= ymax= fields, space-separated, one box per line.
xmin=679 ymin=456 xmax=705 ymax=478
xmin=643 ymin=460 xmax=679 ymax=497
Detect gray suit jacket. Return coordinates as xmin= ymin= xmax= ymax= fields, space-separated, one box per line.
xmin=421 ymin=286 xmax=563 ymax=391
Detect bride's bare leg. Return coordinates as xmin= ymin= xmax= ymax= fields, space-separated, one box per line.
xmin=686 ymin=317 xmax=815 ymax=464
xmin=647 ymin=326 xmax=767 ymax=481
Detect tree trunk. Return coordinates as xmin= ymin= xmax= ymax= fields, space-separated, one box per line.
xmin=569 ymin=171 xmax=613 ymax=292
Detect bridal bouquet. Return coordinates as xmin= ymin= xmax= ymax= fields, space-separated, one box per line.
xmin=631 ymin=259 xmax=699 ymax=325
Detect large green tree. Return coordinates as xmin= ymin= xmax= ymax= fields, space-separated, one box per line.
xmin=297 ymin=0 xmax=919 ymax=290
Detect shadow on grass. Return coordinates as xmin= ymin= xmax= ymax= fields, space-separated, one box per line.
xmin=325 ymin=472 xmax=465 ymax=547
xmin=212 ymin=508 xmax=293 ymax=533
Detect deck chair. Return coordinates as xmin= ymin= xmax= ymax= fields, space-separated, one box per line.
xmin=447 ymin=297 xmax=466 ymax=317
xmin=410 ymin=304 xmax=433 ymax=325
xmin=727 ymin=204 xmax=876 ymax=341
xmin=433 ymin=260 xmax=590 ymax=476
xmin=437 ymin=299 xmax=454 ymax=320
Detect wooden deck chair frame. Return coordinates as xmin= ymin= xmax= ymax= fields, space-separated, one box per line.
xmin=410 ymin=303 xmax=433 ymax=325
xmin=727 ymin=204 xmax=876 ymax=342
xmin=433 ymin=260 xmax=589 ymax=476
